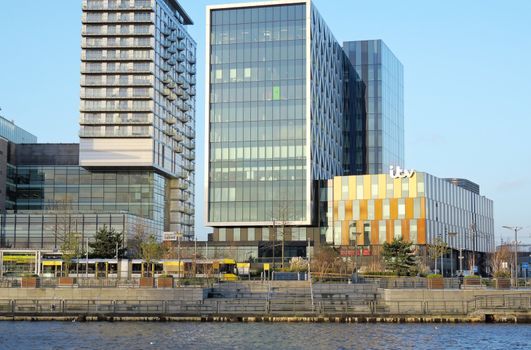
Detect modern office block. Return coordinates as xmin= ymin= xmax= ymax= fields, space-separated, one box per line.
xmin=325 ymin=172 xmax=494 ymax=254
xmin=206 ymin=0 xmax=345 ymax=233
xmin=80 ymin=0 xmax=196 ymax=238
xmin=343 ymin=40 xmax=404 ymax=174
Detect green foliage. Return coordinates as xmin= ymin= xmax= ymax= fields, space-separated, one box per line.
xmin=464 ymin=275 xmax=480 ymax=279
xmin=140 ymin=234 xmax=167 ymax=277
xmin=382 ymin=236 xmax=417 ymax=276
xmin=89 ymin=225 xmax=125 ymax=259
xmin=60 ymin=231 xmax=83 ymax=276
xmin=427 ymin=274 xmax=442 ymax=278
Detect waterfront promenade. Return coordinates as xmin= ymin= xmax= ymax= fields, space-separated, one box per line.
xmin=0 ymin=279 xmax=530 ymax=323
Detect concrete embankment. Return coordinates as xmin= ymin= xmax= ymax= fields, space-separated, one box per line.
xmin=0 ymin=282 xmax=529 ymax=323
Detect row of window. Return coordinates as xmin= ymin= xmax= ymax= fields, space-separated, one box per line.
xmin=211 ymin=41 xmax=305 ymax=65
xmin=211 ymin=20 xmax=306 ymax=45
xmin=82 ymin=74 xmax=153 ymax=86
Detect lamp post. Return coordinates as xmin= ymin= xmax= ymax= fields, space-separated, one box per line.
xmin=502 ymin=225 xmax=523 ymax=288
xmin=448 ymin=231 xmax=458 ymax=277
xmin=349 ymin=222 xmax=362 ymax=282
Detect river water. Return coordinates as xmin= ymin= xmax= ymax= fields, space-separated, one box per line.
xmin=0 ymin=322 xmax=529 ymax=349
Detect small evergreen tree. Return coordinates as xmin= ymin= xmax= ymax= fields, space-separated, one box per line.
xmin=382 ymin=236 xmax=417 ymax=276
xmin=89 ymin=225 xmax=125 ymax=259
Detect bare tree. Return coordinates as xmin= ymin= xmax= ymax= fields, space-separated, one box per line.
xmin=428 ymin=237 xmax=448 ymax=274
xmin=269 ymin=200 xmax=293 ymax=269
xmin=490 ymin=244 xmax=512 ymax=278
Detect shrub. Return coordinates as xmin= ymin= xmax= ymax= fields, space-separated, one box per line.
xmin=464 ymin=275 xmax=480 ymax=279
xmin=427 ymin=274 xmax=442 ymax=279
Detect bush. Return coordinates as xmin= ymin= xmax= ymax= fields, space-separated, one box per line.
xmin=464 ymin=275 xmax=480 ymax=279
xmin=361 ymin=271 xmax=398 ymax=277
xmin=21 ymin=273 xmax=38 ymax=278
xmin=427 ymin=274 xmax=442 ymax=279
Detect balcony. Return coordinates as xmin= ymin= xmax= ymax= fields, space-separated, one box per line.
xmin=161 ymin=38 xmax=171 ymax=48
xmin=168 ymin=93 xmax=177 ymax=101
xmin=179 ymin=103 xmax=190 ymax=112
xmin=161 ymin=27 xmax=171 ymax=36
xmin=189 ymin=87 xmax=196 ymax=96
xmin=173 ymin=145 xmax=183 ymax=153
xmin=181 ymin=92 xmax=189 ymax=101
xmin=176 ymin=53 xmax=186 ymax=63
xmin=187 ymin=65 xmax=196 ymax=74
xmin=163 ymin=127 xmax=176 ymax=136
xmin=182 ymin=162 xmax=194 ymax=171
xmin=162 ymin=88 xmax=171 ymax=96
xmin=161 ymin=63 xmax=171 ymax=72
xmin=177 ymin=42 xmax=186 ymax=51
xmin=171 ymin=191 xmax=189 ymax=201
xmin=175 ymin=88 xmax=184 ymax=96
xmin=167 ymin=44 xmax=177 ymax=54
xmin=187 ymin=54 xmax=196 ymax=64
xmin=183 ymin=151 xmax=195 ymax=160
xmin=172 ymin=133 xmax=183 ymax=142
xmin=183 ymin=140 xmax=195 ymax=150
xmin=162 ymin=74 xmax=171 ymax=84
xmin=176 ymin=77 xmax=185 ymax=86
xmin=177 ymin=112 xmax=189 ymax=123
xmin=176 ymin=64 xmax=185 ymax=74
xmin=161 ymin=52 xmax=171 ymax=60
xmin=177 ymin=31 xmax=186 ymax=40
xmin=165 ymin=116 xmax=177 ymax=125
xmin=168 ymin=57 xmax=177 ymax=66
xmin=184 ymin=129 xmax=195 ymax=138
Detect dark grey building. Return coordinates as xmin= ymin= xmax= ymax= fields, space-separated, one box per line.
xmin=343 ymin=40 xmax=404 ymax=175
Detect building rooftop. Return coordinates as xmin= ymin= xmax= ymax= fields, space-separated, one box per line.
xmin=0 ymin=115 xmax=37 ymax=144
xmin=165 ymin=0 xmax=193 ymax=25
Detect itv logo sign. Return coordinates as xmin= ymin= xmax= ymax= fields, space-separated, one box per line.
xmin=389 ymin=165 xmax=415 ymax=179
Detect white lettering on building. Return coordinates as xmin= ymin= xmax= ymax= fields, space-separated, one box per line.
xmin=389 ymin=165 xmax=415 ymax=179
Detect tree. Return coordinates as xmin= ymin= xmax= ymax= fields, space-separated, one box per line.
xmin=60 ymin=231 xmax=82 ymax=276
xmin=140 ymin=234 xmax=166 ymax=277
xmin=269 ymin=201 xmax=293 ymax=269
xmin=89 ymin=225 xmax=125 ymax=259
xmin=127 ymin=223 xmax=148 ymax=259
xmin=428 ymin=237 xmax=448 ymax=274
xmin=489 ymin=244 xmax=512 ymax=278
xmin=311 ymin=246 xmax=340 ymax=279
xmin=382 ymin=236 xmax=417 ymax=276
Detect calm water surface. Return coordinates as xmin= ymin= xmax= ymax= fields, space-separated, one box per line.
xmin=0 ymin=322 xmax=529 ymax=349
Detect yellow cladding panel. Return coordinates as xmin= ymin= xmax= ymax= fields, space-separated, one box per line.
xmin=420 ymin=197 xmax=426 ymax=219
xmin=341 ymin=221 xmax=350 ymax=245
xmin=370 ymin=221 xmax=378 ymax=246
xmin=378 ymin=174 xmax=386 ymax=199
xmin=406 ymin=198 xmax=414 ymax=219
xmin=363 ymin=176 xmax=371 ymax=199
xmin=348 ymin=176 xmax=356 ymax=199
xmin=402 ymin=220 xmax=410 ymax=241
xmin=409 ymin=175 xmax=417 ymax=197
xmin=393 ymin=178 xmax=401 ymax=198
xmin=345 ymin=200 xmax=353 ymax=221
xmin=334 ymin=176 xmax=342 ymax=201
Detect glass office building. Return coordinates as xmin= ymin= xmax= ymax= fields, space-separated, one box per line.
xmin=206 ymin=0 xmax=345 ymax=232
xmin=343 ymin=40 xmax=404 ymax=174
xmin=80 ymin=0 xmax=196 ymax=237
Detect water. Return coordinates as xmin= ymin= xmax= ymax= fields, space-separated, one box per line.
xmin=0 ymin=322 xmax=529 ymax=349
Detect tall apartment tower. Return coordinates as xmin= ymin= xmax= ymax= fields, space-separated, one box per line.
xmin=80 ymin=0 xmax=196 ymax=238
xmin=206 ymin=0 xmax=344 ymax=239
xmin=343 ymin=40 xmax=404 ymax=175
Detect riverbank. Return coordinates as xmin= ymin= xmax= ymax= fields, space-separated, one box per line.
xmin=0 ymin=281 xmax=529 ymax=323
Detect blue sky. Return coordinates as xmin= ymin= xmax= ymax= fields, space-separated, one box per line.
xmin=1 ymin=0 xmax=530 ymax=243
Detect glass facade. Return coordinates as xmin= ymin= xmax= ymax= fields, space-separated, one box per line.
xmin=0 ymin=212 xmax=154 ymax=249
xmin=0 ymin=116 xmax=37 ymax=144
xmin=343 ymin=40 xmax=404 ymax=174
xmin=326 ymin=172 xmax=495 ymax=253
xmin=208 ymin=3 xmax=308 ymax=224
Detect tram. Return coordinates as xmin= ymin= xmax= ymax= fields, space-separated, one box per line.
xmin=38 ymin=257 xmax=238 ymax=280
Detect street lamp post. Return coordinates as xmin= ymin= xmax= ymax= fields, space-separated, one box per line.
xmin=349 ymin=222 xmax=362 ymax=282
xmin=502 ymin=225 xmax=523 ymax=288
xmin=448 ymin=231 xmax=458 ymax=277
